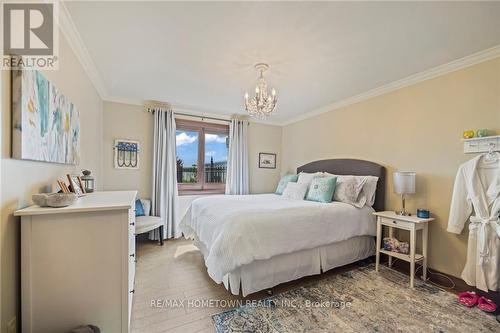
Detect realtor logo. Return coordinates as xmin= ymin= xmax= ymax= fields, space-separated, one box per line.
xmin=1 ymin=1 xmax=59 ymax=69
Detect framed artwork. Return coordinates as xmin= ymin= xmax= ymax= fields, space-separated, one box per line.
xmin=259 ymin=153 xmax=277 ymax=169
xmin=12 ymin=69 xmax=80 ymax=164
xmin=67 ymin=174 xmax=86 ymax=197
xmin=114 ymin=139 xmax=140 ymax=169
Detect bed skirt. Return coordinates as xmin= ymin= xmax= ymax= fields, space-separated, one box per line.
xmin=218 ymin=236 xmax=375 ymax=296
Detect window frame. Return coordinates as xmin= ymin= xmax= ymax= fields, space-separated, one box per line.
xmin=175 ymin=119 xmax=229 ymax=195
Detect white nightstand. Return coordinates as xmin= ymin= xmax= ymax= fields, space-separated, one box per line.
xmin=373 ymin=211 xmax=434 ymax=288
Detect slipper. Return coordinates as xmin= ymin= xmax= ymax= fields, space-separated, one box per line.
xmin=458 ymin=291 xmax=479 ymax=307
xmin=478 ymin=296 xmax=497 ymax=313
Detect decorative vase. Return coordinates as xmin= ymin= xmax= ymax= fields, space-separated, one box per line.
xmin=462 ymin=130 xmax=475 ymax=139
xmin=476 ymin=129 xmax=489 ymax=137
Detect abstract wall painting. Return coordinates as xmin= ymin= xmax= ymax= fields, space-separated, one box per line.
xmin=12 ymin=69 xmax=80 ymax=164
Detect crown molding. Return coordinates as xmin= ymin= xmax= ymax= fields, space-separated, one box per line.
xmin=58 ymin=1 xmax=108 ymax=99
xmin=104 ymin=96 xmax=284 ymax=126
xmin=283 ymin=44 xmax=500 ymax=126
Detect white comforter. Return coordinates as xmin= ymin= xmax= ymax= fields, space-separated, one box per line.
xmin=180 ymin=194 xmax=376 ymax=283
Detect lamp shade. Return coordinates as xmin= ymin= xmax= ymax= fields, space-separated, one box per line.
xmin=393 ymin=172 xmax=416 ymax=195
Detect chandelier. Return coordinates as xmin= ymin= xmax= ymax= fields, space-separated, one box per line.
xmin=244 ymin=63 xmax=277 ymax=117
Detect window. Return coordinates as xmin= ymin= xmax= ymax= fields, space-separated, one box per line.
xmin=175 ymin=119 xmax=229 ymax=194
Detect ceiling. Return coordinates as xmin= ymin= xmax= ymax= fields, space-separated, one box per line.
xmin=64 ymin=1 xmax=500 ymax=124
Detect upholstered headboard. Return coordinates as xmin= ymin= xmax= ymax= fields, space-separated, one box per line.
xmin=297 ymin=159 xmax=386 ymax=211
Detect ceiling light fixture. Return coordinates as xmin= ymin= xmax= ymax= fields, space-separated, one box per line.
xmin=244 ymin=63 xmax=277 ymax=117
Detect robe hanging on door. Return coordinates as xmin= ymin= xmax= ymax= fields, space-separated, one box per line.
xmin=447 ymin=154 xmax=500 ymax=291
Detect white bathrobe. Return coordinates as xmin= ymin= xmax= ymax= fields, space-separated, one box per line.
xmin=447 ymin=154 xmax=500 ymax=291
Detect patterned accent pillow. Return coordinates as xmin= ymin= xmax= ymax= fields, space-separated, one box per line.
xmin=282 ymin=182 xmax=309 ymax=200
xmin=275 ymin=174 xmax=299 ymax=195
xmin=306 ymin=176 xmax=337 ymax=203
xmin=297 ymin=172 xmax=323 ymax=186
xmin=332 ymin=175 xmax=367 ymax=208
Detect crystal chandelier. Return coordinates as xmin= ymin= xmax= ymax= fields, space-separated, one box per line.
xmin=244 ymin=63 xmax=277 ymax=117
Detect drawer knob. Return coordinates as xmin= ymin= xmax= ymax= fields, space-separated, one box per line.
xmin=393 ymin=221 xmax=397 ymax=224
xmin=130 ymin=289 xmax=135 ymax=294
xmin=130 ymin=253 xmax=135 ymax=258
xmin=130 ymin=222 xmax=135 ymax=226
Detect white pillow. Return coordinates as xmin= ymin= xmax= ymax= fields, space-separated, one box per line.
xmin=333 ymin=176 xmax=367 ymax=208
xmin=325 ymin=174 xmax=378 ymax=208
xmin=362 ymin=176 xmax=379 ymax=206
xmin=282 ymin=182 xmax=309 ymax=200
xmin=140 ymin=199 xmax=151 ymax=216
xmin=297 ymin=172 xmax=323 ymax=186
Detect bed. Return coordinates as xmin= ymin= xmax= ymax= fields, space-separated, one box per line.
xmin=180 ymin=159 xmax=386 ymax=296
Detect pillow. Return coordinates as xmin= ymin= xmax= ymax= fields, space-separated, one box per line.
xmin=135 ymin=199 xmax=145 ymax=216
xmin=140 ymin=199 xmax=151 ymax=216
xmin=362 ymin=176 xmax=379 ymax=206
xmin=275 ymin=174 xmax=299 ymax=195
xmin=297 ymin=172 xmax=323 ymax=186
xmin=282 ymin=182 xmax=309 ymax=200
xmin=325 ymin=174 xmax=379 ymax=208
xmin=306 ymin=176 xmax=337 ymax=203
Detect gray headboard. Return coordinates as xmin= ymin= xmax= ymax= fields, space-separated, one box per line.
xmin=297 ymin=159 xmax=386 ymax=212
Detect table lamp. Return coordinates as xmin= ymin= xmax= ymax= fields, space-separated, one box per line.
xmin=393 ymin=171 xmax=416 ymax=216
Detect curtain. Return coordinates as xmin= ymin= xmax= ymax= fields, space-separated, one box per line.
xmin=150 ymin=107 xmax=180 ymax=240
xmin=225 ymin=119 xmax=249 ymax=195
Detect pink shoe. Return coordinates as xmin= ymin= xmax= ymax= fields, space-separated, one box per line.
xmin=458 ymin=291 xmax=479 ymax=307
xmin=478 ymin=296 xmax=497 ymax=313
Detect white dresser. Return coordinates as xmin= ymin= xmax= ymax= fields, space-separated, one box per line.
xmin=14 ymin=191 xmax=137 ymax=333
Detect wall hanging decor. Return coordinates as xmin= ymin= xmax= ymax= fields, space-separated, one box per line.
xmin=259 ymin=153 xmax=276 ymax=169
xmin=114 ymin=139 xmax=140 ymax=169
xmin=12 ymin=69 xmax=80 ymax=164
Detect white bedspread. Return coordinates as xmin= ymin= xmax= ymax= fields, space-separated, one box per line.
xmin=180 ymin=194 xmax=376 ymax=283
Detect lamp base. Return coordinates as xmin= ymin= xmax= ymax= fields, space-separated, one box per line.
xmin=395 ymin=210 xmax=412 ymax=216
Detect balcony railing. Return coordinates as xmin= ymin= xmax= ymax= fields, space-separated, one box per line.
xmin=177 ymin=164 xmax=226 ymax=184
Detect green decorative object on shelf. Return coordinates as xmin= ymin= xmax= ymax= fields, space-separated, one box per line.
xmin=476 ymin=129 xmax=489 ymax=137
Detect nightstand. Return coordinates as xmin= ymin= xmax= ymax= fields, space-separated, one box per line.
xmin=373 ymin=211 xmax=434 ymax=288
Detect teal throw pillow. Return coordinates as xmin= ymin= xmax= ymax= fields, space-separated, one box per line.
xmin=275 ymin=174 xmax=298 ymax=195
xmin=306 ymin=177 xmax=337 ymax=203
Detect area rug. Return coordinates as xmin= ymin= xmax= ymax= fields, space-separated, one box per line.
xmin=212 ymin=265 xmax=499 ymax=332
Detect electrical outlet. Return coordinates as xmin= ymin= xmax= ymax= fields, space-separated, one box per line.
xmin=7 ymin=316 xmax=16 ymax=333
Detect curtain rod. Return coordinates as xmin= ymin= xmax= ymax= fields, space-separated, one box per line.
xmin=146 ymin=107 xmax=250 ymax=125
xmin=175 ymin=112 xmax=232 ymax=123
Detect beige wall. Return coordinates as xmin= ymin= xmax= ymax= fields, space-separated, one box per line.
xmin=248 ymin=122 xmax=282 ymax=193
xmin=282 ymin=57 xmax=500 ymax=279
xmin=102 ymin=102 xmax=153 ymax=197
xmin=0 ymin=35 xmax=103 ymax=331
xmin=102 ymin=102 xmax=283 ymax=197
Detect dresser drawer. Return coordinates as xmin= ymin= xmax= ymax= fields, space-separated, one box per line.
xmin=380 ymin=217 xmax=413 ymax=230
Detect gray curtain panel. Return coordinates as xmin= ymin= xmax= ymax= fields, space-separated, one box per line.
xmin=225 ymin=119 xmax=249 ymax=195
xmin=150 ymin=107 xmax=180 ymax=240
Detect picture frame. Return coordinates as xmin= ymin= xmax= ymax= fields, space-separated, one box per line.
xmin=67 ymin=174 xmax=86 ymax=196
xmin=57 ymin=179 xmax=70 ymax=193
xmin=259 ymin=153 xmax=277 ymax=169
xmin=114 ymin=139 xmax=140 ymax=169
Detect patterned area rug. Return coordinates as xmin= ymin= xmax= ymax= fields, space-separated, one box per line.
xmin=212 ymin=265 xmax=499 ymax=332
